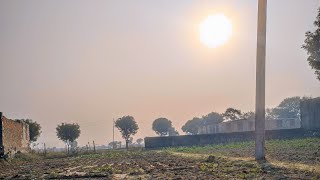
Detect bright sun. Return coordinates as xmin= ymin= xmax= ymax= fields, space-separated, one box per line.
xmin=199 ymin=14 xmax=232 ymax=48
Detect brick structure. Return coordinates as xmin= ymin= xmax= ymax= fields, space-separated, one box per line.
xmin=0 ymin=113 xmax=30 ymax=157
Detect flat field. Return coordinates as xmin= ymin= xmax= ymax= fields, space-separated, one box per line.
xmin=1 ymin=138 xmax=320 ymax=179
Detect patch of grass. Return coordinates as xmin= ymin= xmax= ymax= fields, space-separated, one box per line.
xmin=266 ymin=137 xmax=320 ymax=150
xmin=12 ymin=152 xmax=41 ymax=162
xmin=93 ymin=164 xmax=113 ymax=173
xmin=164 ymin=137 xmax=320 ymax=157
xmin=164 ymin=141 xmax=254 ymax=155
xmin=44 ymin=151 xmax=69 ymax=159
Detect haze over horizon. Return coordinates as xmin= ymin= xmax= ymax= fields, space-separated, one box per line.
xmin=1 ymin=0 xmax=320 ymax=148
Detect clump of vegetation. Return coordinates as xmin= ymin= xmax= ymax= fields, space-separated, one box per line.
xmin=94 ymin=164 xmax=113 ymax=173
xmin=43 ymin=151 xmax=70 ymax=159
xmin=12 ymin=152 xmax=41 ymax=162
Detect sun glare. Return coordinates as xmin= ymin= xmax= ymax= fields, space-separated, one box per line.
xmin=199 ymin=14 xmax=232 ymax=48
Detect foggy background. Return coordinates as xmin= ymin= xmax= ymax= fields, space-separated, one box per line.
xmin=1 ymin=0 xmax=320 ymax=147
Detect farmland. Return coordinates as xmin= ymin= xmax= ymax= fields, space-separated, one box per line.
xmin=1 ymin=138 xmax=320 ymax=179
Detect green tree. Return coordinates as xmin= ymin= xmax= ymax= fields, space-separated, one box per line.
xmin=56 ymin=123 xmax=81 ymax=154
xmin=302 ymin=8 xmax=320 ymax=81
xmin=136 ymin=138 xmax=143 ymax=145
xmin=265 ymin=108 xmax=276 ymax=120
xmin=181 ymin=117 xmax=202 ymax=135
xmin=108 ymin=141 xmax=121 ymax=149
xmin=270 ymin=96 xmax=302 ymax=119
xmin=115 ymin=116 xmax=139 ymax=149
xmin=19 ymin=119 xmax=42 ymax=143
xmin=168 ymin=127 xmax=179 ymax=136
xmin=152 ymin=118 xmax=173 ymax=136
xmin=128 ymin=137 xmax=133 ymax=146
xmin=202 ymin=112 xmax=224 ymax=125
xmin=223 ymin=108 xmax=242 ymax=121
xmin=241 ymin=111 xmax=255 ymax=120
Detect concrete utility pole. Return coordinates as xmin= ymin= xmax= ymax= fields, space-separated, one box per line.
xmin=255 ymin=0 xmax=267 ymax=160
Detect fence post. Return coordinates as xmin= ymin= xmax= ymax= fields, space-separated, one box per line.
xmin=93 ymin=140 xmax=96 ymax=153
xmin=44 ymin=143 xmax=47 ymax=157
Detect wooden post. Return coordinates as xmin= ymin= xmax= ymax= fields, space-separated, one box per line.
xmin=255 ymin=0 xmax=267 ymax=160
xmin=88 ymin=142 xmax=91 ymax=151
xmin=44 ymin=143 xmax=47 ymax=157
xmin=93 ymin=140 xmax=96 ymax=153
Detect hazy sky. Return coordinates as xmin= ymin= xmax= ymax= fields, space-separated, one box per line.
xmin=1 ymin=0 xmax=320 ymax=148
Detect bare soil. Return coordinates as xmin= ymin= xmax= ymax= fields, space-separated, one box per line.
xmin=0 ymin=138 xmax=320 ymax=179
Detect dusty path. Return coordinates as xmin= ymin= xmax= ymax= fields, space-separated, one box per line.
xmin=0 ymin=150 xmax=319 ymax=179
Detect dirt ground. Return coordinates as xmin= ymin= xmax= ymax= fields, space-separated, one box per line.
xmin=1 ymin=138 xmax=320 ymax=179
xmin=0 ymin=151 xmax=319 ymax=179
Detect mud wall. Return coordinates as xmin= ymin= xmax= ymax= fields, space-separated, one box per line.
xmin=145 ymin=128 xmax=320 ymax=148
xmin=0 ymin=112 xmax=3 ymax=156
xmin=1 ymin=116 xmax=30 ymax=155
xmin=300 ymin=97 xmax=320 ymax=130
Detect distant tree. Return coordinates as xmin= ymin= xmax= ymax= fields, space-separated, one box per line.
xmin=56 ymin=123 xmax=81 ymax=154
xmin=241 ymin=111 xmax=255 ymax=120
xmin=152 ymin=118 xmax=173 ymax=136
xmin=302 ymin=8 xmax=320 ymax=81
xmin=202 ymin=112 xmax=224 ymax=125
xmin=128 ymin=137 xmax=133 ymax=146
xmin=118 ymin=141 xmax=122 ymax=148
xmin=223 ymin=108 xmax=242 ymax=121
xmin=108 ymin=141 xmax=114 ymax=148
xmin=108 ymin=141 xmax=121 ymax=149
xmin=181 ymin=117 xmax=202 ymax=135
xmin=265 ymin=108 xmax=276 ymax=120
xmin=168 ymin=127 xmax=179 ymax=136
xmin=19 ymin=119 xmax=42 ymax=143
xmin=136 ymin=138 xmax=143 ymax=146
xmin=115 ymin=116 xmax=139 ymax=149
xmin=269 ymin=97 xmax=302 ymax=119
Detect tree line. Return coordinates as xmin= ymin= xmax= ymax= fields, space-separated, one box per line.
xmin=19 ymin=96 xmax=309 ymax=152
xmin=182 ymin=96 xmax=306 ymax=135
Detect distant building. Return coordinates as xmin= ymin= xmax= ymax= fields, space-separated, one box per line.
xmin=199 ymin=97 xmax=320 ymax=134
xmin=0 ymin=112 xmax=30 ymax=157
xmin=300 ymin=97 xmax=320 ymax=130
xmin=198 ymin=118 xmax=301 ymax=134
